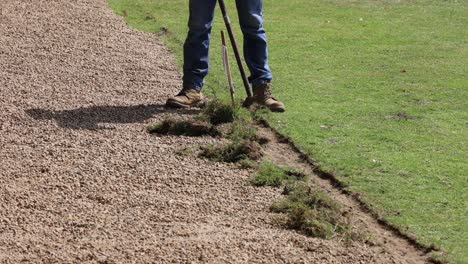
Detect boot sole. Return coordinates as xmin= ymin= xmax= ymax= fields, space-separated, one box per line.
xmin=165 ymin=100 xmax=190 ymax=109
xmin=270 ymin=107 xmax=285 ymax=113
xmin=165 ymin=99 xmax=202 ymax=109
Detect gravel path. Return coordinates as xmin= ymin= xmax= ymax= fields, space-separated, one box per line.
xmin=0 ymin=1 xmax=425 ymax=263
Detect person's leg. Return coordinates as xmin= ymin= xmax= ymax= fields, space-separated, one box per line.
xmin=236 ymin=0 xmax=284 ymax=112
xmin=167 ymin=0 xmax=216 ymax=108
xmin=235 ymin=0 xmax=272 ymax=86
xmin=183 ymin=0 xmax=217 ymax=90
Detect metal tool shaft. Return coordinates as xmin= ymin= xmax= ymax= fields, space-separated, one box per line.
xmin=218 ymin=0 xmax=253 ymax=98
xmin=221 ymin=30 xmax=236 ymax=106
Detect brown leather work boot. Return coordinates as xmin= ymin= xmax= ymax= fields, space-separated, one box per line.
xmin=253 ymin=82 xmax=285 ymax=112
xmin=166 ymin=87 xmax=203 ymax=108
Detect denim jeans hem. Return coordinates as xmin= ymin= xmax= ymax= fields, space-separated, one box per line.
xmin=251 ymin=76 xmax=272 ymax=87
xmin=183 ymin=78 xmax=203 ymax=91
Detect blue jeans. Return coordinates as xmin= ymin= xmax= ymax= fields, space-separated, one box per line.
xmin=183 ymin=0 xmax=272 ymax=90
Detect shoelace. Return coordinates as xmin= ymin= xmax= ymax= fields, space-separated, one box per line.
xmin=264 ymin=88 xmax=272 ymax=98
xmin=256 ymin=85 xmax=273 ymax=99
xmin=177 ymin=88 xmax=192 ymax=97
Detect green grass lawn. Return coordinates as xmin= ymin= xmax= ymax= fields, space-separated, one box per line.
xmin=108 ymin=0 xmax=467 ymax=262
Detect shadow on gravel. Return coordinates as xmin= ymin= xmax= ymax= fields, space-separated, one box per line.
xmin=26 ymin=104 xmax=200 ymax=130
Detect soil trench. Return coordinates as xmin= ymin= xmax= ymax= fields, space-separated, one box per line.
xmin=0 ymin=0 xmax=430 ymax=263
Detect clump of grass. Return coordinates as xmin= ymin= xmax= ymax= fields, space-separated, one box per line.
xmin=147 ymin=119 xmax=219 ymax=137
xmin=200 ymin=139 xmax=263 ymax=163
xmin=251 ymin=161 xmax=306 ymax=187
xmin=429 ymin=251 xmax=449 ymax=264
xmin=226 ymin=116 xmax=257 ymax=142
xmin=271 ymin=181 xmax=352 ymax=239
xmin=238 ymin=159 xmax=258 ymax=169
xmin=199 ymin=101 xmax=267 ymax=163
xmin=175 ymin=147 xmax=195 ymax=157
xmin=201 ymin=100 xmax=237 ymax=125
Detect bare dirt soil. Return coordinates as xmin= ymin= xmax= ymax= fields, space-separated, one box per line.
xmin=0 ymin=0 xmax=430 ymax=263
